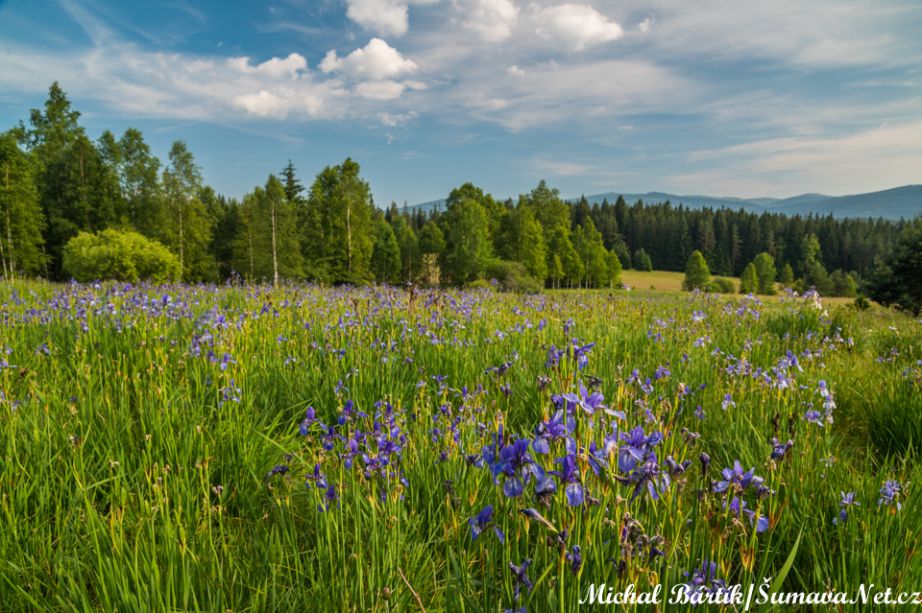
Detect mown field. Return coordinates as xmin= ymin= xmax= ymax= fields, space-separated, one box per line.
xmin=1 ymin=281 xmax=921 ymax=611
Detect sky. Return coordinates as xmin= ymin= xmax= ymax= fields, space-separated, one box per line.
xmin=1 ymin=0 xmax=921 ymax=206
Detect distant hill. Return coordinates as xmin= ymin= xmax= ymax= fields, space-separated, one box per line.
xmin=406 ymin=185 xmax=922 ymax=220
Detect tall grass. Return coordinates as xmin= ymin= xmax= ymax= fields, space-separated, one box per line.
xmin=0 ymin=281 xmax=919 ymax=611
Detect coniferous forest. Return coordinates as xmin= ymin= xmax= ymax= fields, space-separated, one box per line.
xmin=0 ymin=83 xmax=913 ymax=297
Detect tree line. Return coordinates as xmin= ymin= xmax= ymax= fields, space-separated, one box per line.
xmin=0 ymin=83 xmax=914 ymax=301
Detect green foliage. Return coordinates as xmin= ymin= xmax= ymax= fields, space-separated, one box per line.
xmin=707 ymin=277 xmax=737 ymax=293
xmin=605 ymin=249 xmax=622 ymax=289
xmin=370 ymin=218 xmax=402 ymax=284
xmin=573 ymin=218 xmax=609 ymax=288
xmin=117 ymin=128 xmax=164 ymax=240
xmin=0 ymin=132 xmax=46 ymax=276
xmin=683 ymin=249 xmax=711 ymax=291
xmin=392 ymin=216 xmax=421 ymax=283
xmin=484 ymin=260 xmax=543 ymax=293
xmin=233 ymin=176 xmax=303 ymax=284
xmin=418 ymin=220 xmax=445 ymax=255
xmin=440 ymin=196 xmax=493 ymax=285
xmin=633 ymin=248 xmax=653 ymax=272
xmin=830 ymin=269 xmax=857 ymax=297
xmin=163 ymin=141 xmax=216 ymax=281
xmin=739 ymin=262 xmax=758 ymax=294
xmin=498 ymin=205 xmax=547 ymax=282
xmin=301 ymin=158 xmax=375 ymax=284
xmin=866 ymin=217 xmax=922 ymax=314
xmin=753 ymin=252 xmax=777 ymax=294
xmin=779 ymin=262 xmax=795 ymax=286
xmin=62 ymin=228 xmax=180 ymax=282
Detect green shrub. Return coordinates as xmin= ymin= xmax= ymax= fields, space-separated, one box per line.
xmin=63 ymin=229 xmax=181 ymax=283
xmin=683 ymin=250 xmax=711 ymax=291
xmin=485 ymin=260 xmax=543 ymax=293
xmin=739 ymin=263 xmax=758 ymax=294
xmin=707 ymin=277 xmax=736 ymax=293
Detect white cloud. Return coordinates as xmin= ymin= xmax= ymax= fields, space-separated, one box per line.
xmin=344 ymin=0 xmax=440 ymax=37
xmin=463 ymin=0 xmax=519 ymax=42
xmin=320 ymin=38 xmax=417 ymax=81
xmin=379 ymin=111 xmax=418 ymax=126
xmin=227 ymin=53 xmax=308 ymax=79
xmin=356 ymin=80 xmax=407 ymax=99
xmin=638 ymin=17 xmax=653 ymax=33
xmin=346 ymin=0 xmax=409 ymax=37
xmin=676 ymin=120 xmax=922 ymax=196
xmin=536 ymin=4 xmax=624 ymax=51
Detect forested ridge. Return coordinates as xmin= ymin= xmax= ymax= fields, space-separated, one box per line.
xmin=0 ymin=83 xmax=911 ymax=292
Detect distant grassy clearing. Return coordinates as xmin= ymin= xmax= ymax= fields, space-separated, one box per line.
xmin=620 ymin=269 xmax=855 ymax=306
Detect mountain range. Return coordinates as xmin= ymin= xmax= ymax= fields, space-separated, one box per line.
xmin=408 ymin=185 xmax=922 ymax=221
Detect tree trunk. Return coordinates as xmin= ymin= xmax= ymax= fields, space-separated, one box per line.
xmin=271 ymin=201 xmax=279 ymax=287
xmin=178 ymin=203 xmax=184 ymax=279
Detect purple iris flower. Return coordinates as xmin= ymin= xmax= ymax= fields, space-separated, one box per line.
xmin=878 ymin=480 xmax=902 ymax=510
xmin=532 ymin=410 xmax=572 ymax=454
xmin=566 ymin=545 xmax=583 ymax=573
xmin=714 ymin=461 xmax=765 ymax=494
xmin=618 ymin=426 xmax=663 ymax=473
xmin=490 ymin=438 xmax=534 ymax=498
xmin=508 ymin=559 xmax=534 ymax=601
xmin=571 ymin=341 xmax=595 ymax=371
xmin=727 ymin=496 xmax=769 ymax=533
xmin=553 ymin=454 xmax=585 ymax=506
xmin=469 ymin=505 xmax=505 ymax=543
xmin=833 ymin=491 xmax=859 ymax=525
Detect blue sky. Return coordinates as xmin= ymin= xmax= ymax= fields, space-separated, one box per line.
xmin=1 ymin=0 xmax=921 ymax=205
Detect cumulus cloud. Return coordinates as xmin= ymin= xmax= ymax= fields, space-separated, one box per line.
xmin=638 ymin=17 xmax=654 ymax=33
xmin=344 ymin=0 xmax=440 ymax=37
xmin=463 ymin=0 xmax=519 ymax=42
xmin=536 ymin=4 xmax=624 ymax=51
xmin=320 ymin=38 xmax=418 ymax=81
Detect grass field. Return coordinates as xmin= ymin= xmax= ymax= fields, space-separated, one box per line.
xmin=1 ymin=281 xmax=920 ymax=611
xmin=620 ymin=269 xmax=856 ymax=307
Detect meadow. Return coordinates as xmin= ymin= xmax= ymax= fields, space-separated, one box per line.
xmin=1 ymin=280 xmax=921 ymax=611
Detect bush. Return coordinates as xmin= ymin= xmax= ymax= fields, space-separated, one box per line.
xmin=63 ymin=229 xmax=181 ymax=283
xmin=707 ymin=277 xmax=736 ymax=293
xmin=739 ymin=263 xmax=758 ymax=294
xmin=683 ymin=250 xmax=711 ymax=291
xmin=484 ymin=260 xmax=543 ymax=293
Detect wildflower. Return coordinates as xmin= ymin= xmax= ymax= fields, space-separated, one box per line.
xmin=566 ymin=545 xmax=583 ymax=573
xmin=714 ymin=461 xmax=766 ymax=495
xmin=721 ymin=393 xmax=736 ymax=410
xmin=571 ymin=340 xmax=595 ymax=371
xmin=615 ymin=450 xmax=671 ymax=502
xmin=267 ymin=464 xmax=289 ymax=478
xmin=508 ymin=558 xmax=534 ymax=601
xmin=770 ymin=438 xmax=794 ymax=460
xmin=833 ymin=491 xmax=859 ymax=525
xmin=684 ymin=560 xmax=727 ymax=596
xmin=804 ymin=409 xmax=824 ymax=426
xmin=699 ymin=452 xmax=711 ymax=474
xmin=519 ymin=508 xmax=558 ymax=532
xmin=878 ymin=480 xmax=902 ymax=510
xmin=469 ymin=505 xmax=505 ymax=543
xmin=727 ymin=496 xmax=769 ymax=533
xmin=552 ymin=454 xmax=585 ymax=506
